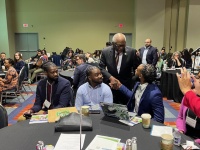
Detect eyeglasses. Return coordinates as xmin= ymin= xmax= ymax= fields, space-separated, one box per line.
xmin=114 ymin=43 xmax=126 ymax=48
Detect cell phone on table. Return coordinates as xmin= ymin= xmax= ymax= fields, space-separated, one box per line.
xmin=89 ymin=110 xmax=101 ymax=114
xmin=23 ymin=113 xmax=32 ymax=119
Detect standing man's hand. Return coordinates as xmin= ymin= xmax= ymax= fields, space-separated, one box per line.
xmin=176 ymin=67 xmax=192 ymax=95
xmin=109 ymin=76 xmax=119 ymax=90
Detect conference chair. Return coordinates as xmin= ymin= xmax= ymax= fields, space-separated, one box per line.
xmin=0 ymin=104 xmax=8 ymax=129
xmin=0 ymin=67 xmax=26 ymax=104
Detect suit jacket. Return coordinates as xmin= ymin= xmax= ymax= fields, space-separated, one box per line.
xmin=120 ymin=82 xmax=164 ymax=123
xmin=31 ymin=76 xmax=72 ymax=112
xmin=139 ymin=46 xmax=158 ymax=66
xmin=73 ymin=63 xmax=90 ymax=88
xmin=99 ymin=46 xmax=140 ymax=89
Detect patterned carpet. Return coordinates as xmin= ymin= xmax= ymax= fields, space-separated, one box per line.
xmin=5 ymin=85 xmax=181 ymax=127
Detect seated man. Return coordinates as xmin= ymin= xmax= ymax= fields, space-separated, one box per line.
xmin=20 ymin=62 xmax=72 ymax=120
xmin=0 ymin=58 xmax=18 ymax=92
xmin=0 ymin=52 xmax=6 ymax=67
xmin=75 ymin=66 xmax=113 ymax=110
xmin=113 ymin=64 xmax=164 ymax=123
xmin=28 ymin=50 xmax=47 ymax=83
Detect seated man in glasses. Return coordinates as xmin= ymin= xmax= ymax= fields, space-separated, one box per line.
xmin=75 ymin=66 xmax=113 ymax=110
xmin=111 ymin=64 xmax=164 ymax=123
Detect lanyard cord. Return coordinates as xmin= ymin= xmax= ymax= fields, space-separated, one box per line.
xmin=46 ymin=80 xmax=53 ymax=103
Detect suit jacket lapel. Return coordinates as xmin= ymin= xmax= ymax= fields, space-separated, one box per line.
xmin=110 ymin=47 xmax=118 ymax=73
xmin=119 ymin=50 xmax=127 ymax=74
xmin=51 ymin=80 xmax=58 ymax=103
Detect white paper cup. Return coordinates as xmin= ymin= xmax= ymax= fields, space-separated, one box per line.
xmin=2 ymin=66 xmax=5 ymax=71
xmin=141 ymin=113 xmax=151 ymax=128
xmin=81 ymin=106 xmax=90 ymax=116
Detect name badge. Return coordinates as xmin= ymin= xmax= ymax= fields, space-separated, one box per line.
xmin=44 ymin=99 xmax=51 ymax=108
xmin=186 ymin=115 xmax=196 ymax=128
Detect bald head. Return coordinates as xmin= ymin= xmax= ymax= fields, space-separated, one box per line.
xmin=145 ymin=38 xmax=152 ymax=47
xmin=112 ymin=33 xmax=126 ymax=53
xmin=112 ymin=33 xmax=126 ymax=43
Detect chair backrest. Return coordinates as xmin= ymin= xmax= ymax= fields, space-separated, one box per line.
xmin=0 ymin=104 xmax=8 ymax=129
xmin=18 ymin=66 xmax=26 ymax=90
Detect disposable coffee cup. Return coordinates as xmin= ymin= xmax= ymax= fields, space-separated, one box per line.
xmin=81 ymin=106 xmax=90 ymax=116
xmin=161 ymin=134 xmax=173 ymax=150
xmin=141 ymin=113 xmax=151 ymax=128
xmin=2 ymin=66 xmax=5 ymax=71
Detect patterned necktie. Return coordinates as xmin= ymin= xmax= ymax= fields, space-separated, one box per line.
xmin=115 ymin=52 xmax=120 ymax=65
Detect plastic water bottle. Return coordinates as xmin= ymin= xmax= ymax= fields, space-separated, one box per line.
xmin=131 ymin=137 xmax=137 ymax=150
xmin=173 ymin=128 xmax=181 ymax=146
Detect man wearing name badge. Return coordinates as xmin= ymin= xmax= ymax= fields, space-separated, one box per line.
xmin=75 ymin=66 xmax=113 ymax=110
xmin=19 ymin=62 xmax=72 ymax=121
xmin=99 ymin=33 xmax=140 ymax=105
xmin=139 ymin=38 xmax=158 ymax=67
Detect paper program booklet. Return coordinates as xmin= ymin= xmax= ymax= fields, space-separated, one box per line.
xmin=29 ymin=114 xmax=48 ymax=124
xmin=119 ymin=116 xmax=142 ymax=126
xmin=85 ymin=135 xmax=121 ymax=150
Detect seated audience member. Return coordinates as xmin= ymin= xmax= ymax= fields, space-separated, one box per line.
xmin=21 ymin=62 xmax=72 ymax=119
xmin=41 ymin=49 xmax=48 ymax=60
xmin=30 ymin=49 xmax=41 ymax=61
xmin=156 ymin=54 xmax=164 ymax=77
xmin=177 ymin=67 xmax=200 ymax=118
xmin=0 ymin=58 xmax=18 ymax=92
xmin=176 ymin=96 xmax=200 ymax=144
xmin=167 ymin=51 xmax=185 ymax=68
xmin=113 ymin=64 xmax=164 ymax=123
xmin=14 ymin=52 xmax=25 ymax=74
xmin=75 ymin=66 xmax=113 ymax=110
xmin=62 ymin=49 xmax=74 ymax=70
xmin=85 ymin=52 xmax=95 ymax=63
xmin=0 ymin=52 xmax=6 ymax=67
xmin=160 ymin=47 xmax=167 ymax=60
xmin=182 ymin=49 xmax=192 ymax=69
xmin=28 ymin=50 xmax=47 ymax=83
xmin=73 ymin=54 xmax=90 ymax=89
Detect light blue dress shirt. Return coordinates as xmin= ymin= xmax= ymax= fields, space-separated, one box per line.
xmin=75 ymin=82 xmax=113 ymax=110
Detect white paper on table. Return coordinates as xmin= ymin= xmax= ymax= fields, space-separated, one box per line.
xmin=54 ymin=134 xmax=85 ymax=150
xmin=151 ymin=125 xmax=173 ymax=137
xmin=181 ymin=140 xmax=200 ymax=149
xmin=85 ymin=135 xmax=121 ymax=150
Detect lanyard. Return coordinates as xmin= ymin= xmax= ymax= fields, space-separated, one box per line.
xmin=46 ymin=80 xmax=53 ymax=103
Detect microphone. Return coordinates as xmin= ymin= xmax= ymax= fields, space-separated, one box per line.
xmin=80 ymin=108 xmax=82 ymax=150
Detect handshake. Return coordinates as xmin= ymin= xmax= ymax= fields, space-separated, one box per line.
xmin=109 ymin=76 xmax=122 ymax=90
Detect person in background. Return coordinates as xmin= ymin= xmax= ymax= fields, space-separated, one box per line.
xmin=21 ymin=62 xmax=72 ymax=119
xmin=75 ymin=66 xmax=113 ymax=110
xmin=42 ymin=49 xmax=48 ymax=60
xmin=139 ymin=38 xmax=158 ymax=67
xmin=73 ymin=54 xmax=90 ymax=89
xmin=106 ymin=42 xmax=112 ymax=47
xmin=182 ymin=49 xmax=192 ymax=69
xmin=30 ymin=49 xmax=41 ymax=62
xmin=99 ymin=33 xmax=140 ymax=105
xmin=156 ymin=53 xmax=164 ymax=75
xmin=0 ymin=52 xmax=6 ymax=67
xmin=160 ymin=47 xmax=167 ymax=60
xmin=28 ymin=50 xmax=47 ymax=84
xmin=167 ymin=51 xmax=185 ymax=68
xmin=62 ymin=49 xmax=74 ymax=70
xmin=112 ymin=64 xmax=164 ymax=123
xmin=85 ymin=52 xmax=95 ymax=63
xmin=0 ymin=58 xmax=18 ymax=92
xmin=14 ymin=52 xmax=25 ymax=74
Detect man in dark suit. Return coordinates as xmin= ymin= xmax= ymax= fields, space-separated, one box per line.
xmin=115 ymin=64 xmax=164 ymax=123
xmin=99 ymin=33 xmax=140 ymax=105
xmin=23 ymin=62 xmax=72 ymax=116
xmin=139 ymin=38 xmax=158 ymax=66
